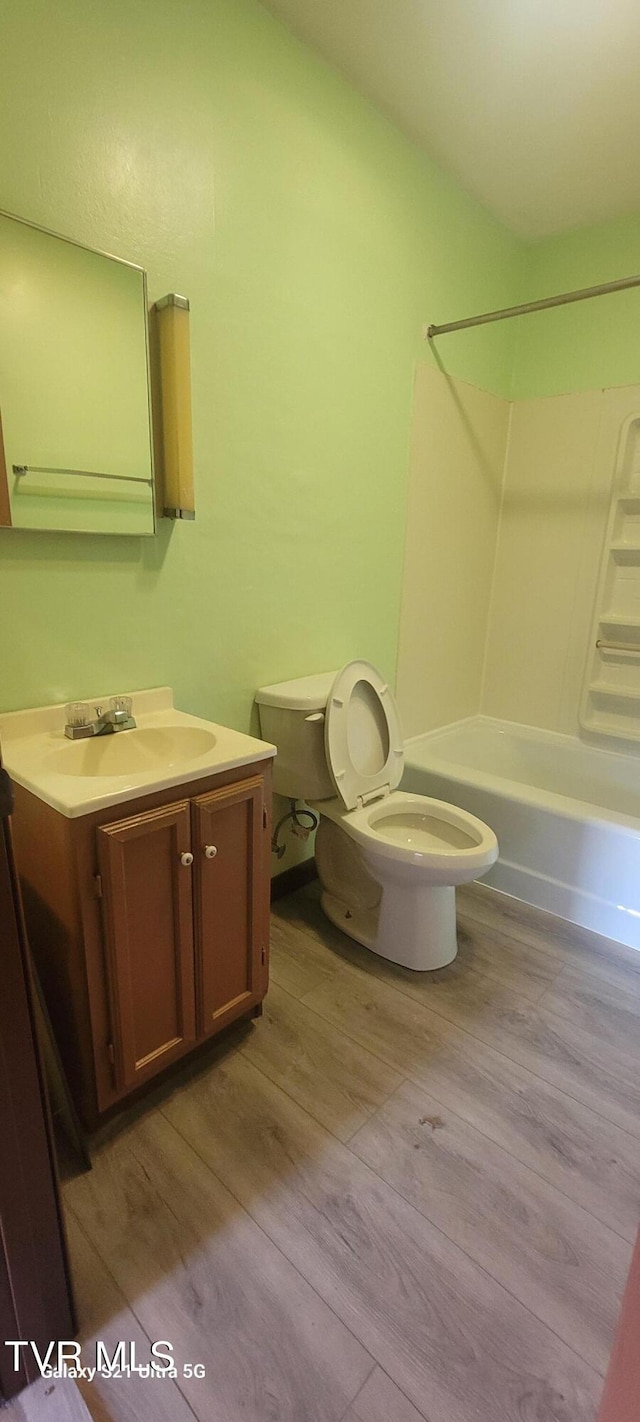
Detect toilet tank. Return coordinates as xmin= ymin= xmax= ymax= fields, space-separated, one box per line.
xmin=255 ymin=671 xmax=337 ymax=801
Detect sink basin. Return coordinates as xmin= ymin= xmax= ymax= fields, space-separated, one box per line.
xmin=0 ymin=687 xmax=275 ymax=817
xmin=47 ymin=725 xmax=217 ymax=778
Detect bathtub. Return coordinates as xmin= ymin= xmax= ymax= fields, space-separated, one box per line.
xmin=402 ymin=716 xmax=640 ymax=951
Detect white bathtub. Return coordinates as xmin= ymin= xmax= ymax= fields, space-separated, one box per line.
xmin=403 ymin=716 xmax=640 ymax=950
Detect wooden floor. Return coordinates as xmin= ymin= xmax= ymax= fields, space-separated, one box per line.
xmin=20 ymin=881 xmax=640 ymax=1421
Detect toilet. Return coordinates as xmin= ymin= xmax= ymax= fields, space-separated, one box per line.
xmin=256 ymin=661 xmax=498 ymax=971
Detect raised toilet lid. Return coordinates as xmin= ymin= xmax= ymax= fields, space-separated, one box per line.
xmin=325 ymin=660 xmax=404 ymax=811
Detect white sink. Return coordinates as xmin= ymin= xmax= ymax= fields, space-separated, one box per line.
xmin=0 ymin=687 xmax=275 ymax=817
xmin=47 ymin=724 xmax=217 ymax=778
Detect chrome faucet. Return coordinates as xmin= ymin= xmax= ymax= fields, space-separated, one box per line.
xmin=92 ymin=702 xmax=137 ymax=735
xmin=64 ymin=697 xmax=136 ymax=740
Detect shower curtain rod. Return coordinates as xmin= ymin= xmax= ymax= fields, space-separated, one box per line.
xmin=425 ymin=272 xmax=640 ymax=339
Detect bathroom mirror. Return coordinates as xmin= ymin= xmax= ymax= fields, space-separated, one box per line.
xmin=0 ymin=211 xmax=155 ymax=536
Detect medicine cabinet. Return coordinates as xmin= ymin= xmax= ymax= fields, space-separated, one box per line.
xmin=0 ymin=210 xmax=155 ymax=536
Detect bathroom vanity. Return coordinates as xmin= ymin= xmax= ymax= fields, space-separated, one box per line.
xmin=0 ymin=690 xmax=275 ymax=1129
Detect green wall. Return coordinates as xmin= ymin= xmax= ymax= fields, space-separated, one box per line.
xmin=512 ymin=212 xmax=640 ymax=399
xmin=0 ymin=0 xmax=522 ymax=726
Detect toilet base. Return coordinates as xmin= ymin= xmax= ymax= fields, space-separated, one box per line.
xmin=320 ymin=881 xmax=458 ymax=972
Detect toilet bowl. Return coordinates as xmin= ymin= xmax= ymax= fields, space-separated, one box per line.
xmin=256 ymin=661 xmax=498 ymax=971
xmin=314 ymin=790 xmax=497 ymax=969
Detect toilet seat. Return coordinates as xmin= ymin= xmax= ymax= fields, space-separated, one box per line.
xmin=325 ymin=660 xmax=404 ymax=811
xmin=321 ymin=660 xmax=498 ymax=886
xmin=319 ymin=790 xmax=498 ymax=883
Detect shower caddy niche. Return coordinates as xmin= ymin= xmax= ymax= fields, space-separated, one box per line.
xmin=581 ymin=414 xmax=640 ymax=741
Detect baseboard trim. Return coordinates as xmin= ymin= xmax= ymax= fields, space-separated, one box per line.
xmin=270 ymin=857 xmax=317 ymax=902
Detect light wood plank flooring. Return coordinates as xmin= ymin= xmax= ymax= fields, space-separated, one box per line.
xmin=22 ymin=881 xmax=640 ymax=1422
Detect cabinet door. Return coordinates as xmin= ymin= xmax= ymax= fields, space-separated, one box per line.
xmin=97 ymin=800 xmax=196 ymax=1091
xmin=193 ymin=775 xmax=266 ymax=1036
xmin=0 ymin=775 xmax=74 ymax=1400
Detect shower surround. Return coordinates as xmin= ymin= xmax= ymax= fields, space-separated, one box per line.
xmin=398 ymin=367 xmax=640 ymax=947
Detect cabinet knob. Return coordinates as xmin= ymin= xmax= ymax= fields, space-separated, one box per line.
xmin=180 ymin=851 xmax=194 ymax=867
xmin=204 ymin=844 xmax=217 ymax=859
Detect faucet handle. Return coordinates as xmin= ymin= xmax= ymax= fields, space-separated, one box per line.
xmin=94 ymin=704 xmax=103 ymax=718
xmin=65 ymin=702 xmax=90 ymax=728
xmin=110 ymin=695 xmax=133 ymax=717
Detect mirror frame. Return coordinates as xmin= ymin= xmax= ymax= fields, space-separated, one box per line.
xmin=0 ymin=208 xmax=156 ymax=537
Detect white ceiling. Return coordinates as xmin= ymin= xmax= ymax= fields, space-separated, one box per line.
xmin=262 ymin=0 xmax=640 ymax=239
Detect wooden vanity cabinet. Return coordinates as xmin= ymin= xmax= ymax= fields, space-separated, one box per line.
xmin=11 ymin=758 xmax=272 ymax=1128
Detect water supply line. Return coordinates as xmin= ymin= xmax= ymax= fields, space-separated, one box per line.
xmin=271 ymin=800 xmax=319 ymax=860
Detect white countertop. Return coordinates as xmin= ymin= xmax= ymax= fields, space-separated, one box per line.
xmin=0 ymin=687 xmax=276 ymax=818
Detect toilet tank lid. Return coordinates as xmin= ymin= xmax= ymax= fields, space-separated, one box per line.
xmin=256 ymin=671 xmax=338 ymax=711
